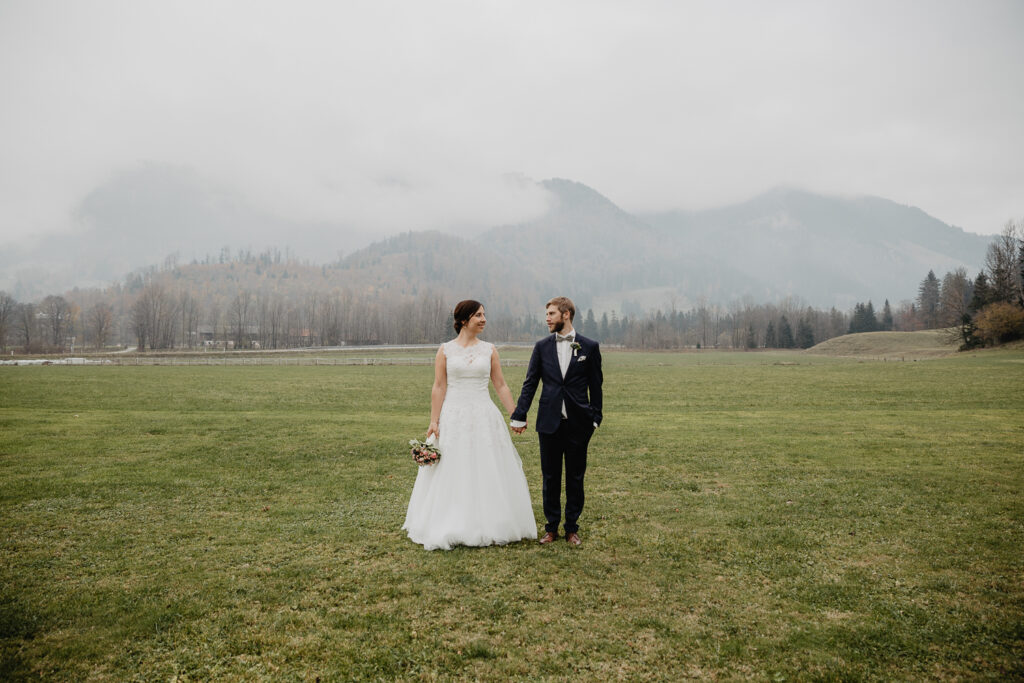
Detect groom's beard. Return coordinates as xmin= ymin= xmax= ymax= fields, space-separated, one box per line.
xmin=551 ymin=321 xmax=565 ymax=333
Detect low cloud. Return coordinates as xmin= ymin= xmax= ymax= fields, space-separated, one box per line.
xmin=1 ymin=0 xmax=1021 ymax=251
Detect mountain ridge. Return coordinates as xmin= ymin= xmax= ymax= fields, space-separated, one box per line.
xmin=1 ymin=166 xmax=993 ymax=311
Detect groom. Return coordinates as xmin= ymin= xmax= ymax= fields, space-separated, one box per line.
xmin=511 ymin=296 xmax=603 ymax=546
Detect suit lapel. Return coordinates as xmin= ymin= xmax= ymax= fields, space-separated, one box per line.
xmin=546 ymin=335 xmax=562 ymax=381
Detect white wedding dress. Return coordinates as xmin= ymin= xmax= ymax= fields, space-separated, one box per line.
xmin=403 ymin=340 xmax=537 ymax=550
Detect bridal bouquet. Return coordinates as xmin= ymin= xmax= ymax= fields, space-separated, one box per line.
xmin=409 ymin=437 xmax=441 ymax=466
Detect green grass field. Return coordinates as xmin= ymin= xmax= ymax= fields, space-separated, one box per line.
xmin=2 ymin=348 xmax=1023 ymax=680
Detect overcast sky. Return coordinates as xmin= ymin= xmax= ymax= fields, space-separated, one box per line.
xmin=1 ymin=0 xmax=1021 ymax=248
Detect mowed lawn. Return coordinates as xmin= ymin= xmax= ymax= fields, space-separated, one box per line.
xmin=1 ymin=348 xmax=1022 ymax=680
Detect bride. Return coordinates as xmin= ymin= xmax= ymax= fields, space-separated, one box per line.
xmin=403 ymin=300 xmax=537 ymax=550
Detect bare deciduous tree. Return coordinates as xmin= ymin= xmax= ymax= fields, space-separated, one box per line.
xmin=939 ymin=267 xmax=973 ymax=328
xmin=206 ymin=305 xmax=223 ymax=349
xmin=303 ymin=292 xmax=319 ymax=347
xmin=229 ymin=290 xmax=253 ymax=349
xmin=131 ymin=294 xmax=150 ymax=351
xmin=132 ymin=282 xmax=175 ymax=350
xmin=89 ymin=303 xmax=114 ymax=350
xmin=0 ymin=291 xmax=16 ymax=352
xmin=255 ymin=292 xmax=287 ymax=349
xmin=268 ymin=294 xmax=286 ymax=349
xmin=917 ymin=270 xmax=941 ymax=329
xmin=17 ymin=302 xmax=38 ymax=351
xmin=40 ymin=295 xmax=73 ymax=349
xmin=318 ymin=294 xmax=342 ymax=346
xmin=179 ymin=292 xmax=201 ymax=349
xmin=985 ymin=221 xmax=1022 ymax=305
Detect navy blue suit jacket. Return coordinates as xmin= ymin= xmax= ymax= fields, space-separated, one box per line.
xmin=512 ymin=333 xmax=603 ymax=434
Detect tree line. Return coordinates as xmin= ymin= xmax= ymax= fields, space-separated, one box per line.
xmin=1 ymin=223 xmax=1021 ymax=354
xmin=0 ymin=278 xmax=855 ymax=353
xmin=908 ymin=221 xmax=1023 ymax=347
xmin=0 ymin=267 xmax=854 ymax=354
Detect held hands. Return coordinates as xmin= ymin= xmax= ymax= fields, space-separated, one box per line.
xmin=510 ymin=422 xmax=526 ymax=434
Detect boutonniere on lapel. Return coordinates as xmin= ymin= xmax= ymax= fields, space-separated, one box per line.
xmin=570 ymin=342 xmax=582 ymax=357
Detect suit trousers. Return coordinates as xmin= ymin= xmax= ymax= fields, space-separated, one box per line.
xmin=538 ymin=418 xmax=592 ymax=534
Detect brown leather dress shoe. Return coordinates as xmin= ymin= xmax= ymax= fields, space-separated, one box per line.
xmin=566 ymin=532 xmax=582 ymax=546
xmin=539 ymin=531 xmax=558 ymax=545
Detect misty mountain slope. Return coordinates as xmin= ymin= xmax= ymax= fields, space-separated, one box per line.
xmin=478 ymin=179 xmax=683 ymax=303
xmin=1 ymin=163 xmax=376 ymax=298
xmin=336 ymin=179 xmax=678 ymax=313
xmin=643 ymin=188 xmax=991 ymax=307
xmin=199 ymin=180 xmax=995 ymax=314
xmin=338 ymin=179 xmax=780 ymax=313
xmin=75 ymin=163 xmax=382 ymax=264
xmin=335 ymin=231 xmax=554 ymax=315
xmin=72 ymin=164 xmax=284 ymax=275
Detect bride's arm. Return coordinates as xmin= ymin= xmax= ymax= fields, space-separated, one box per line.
xmin=427 ymin=345 xmax=447 ymax=439
xmin=489 ymin=348 xmax=516 ymax=415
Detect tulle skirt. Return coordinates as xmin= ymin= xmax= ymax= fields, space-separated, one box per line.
xmin=403 ymin=388 xmax=537 ymax=550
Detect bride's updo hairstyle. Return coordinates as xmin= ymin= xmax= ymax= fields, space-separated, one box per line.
xmin=453 ymin=299 xmax=483 ymax=333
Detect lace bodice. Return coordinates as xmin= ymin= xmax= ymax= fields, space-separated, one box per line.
xmin=443 ymin=340 xmax=493 ymax=394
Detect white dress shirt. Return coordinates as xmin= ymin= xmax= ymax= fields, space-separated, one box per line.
xmin=555 ymin=332 xmax=573 ymax=418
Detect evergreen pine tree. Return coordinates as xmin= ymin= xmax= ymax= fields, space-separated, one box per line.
xmin=600 ymin=312 xmax=610 ymax=341
xmin=764 ymin=321 xmax=776 ymax=348
xmin=778 ymin=315 xmax=795 ymax=348
xmin=956 ymin=313 xmax=981 ymax=350
xmin=796 ymin=318 xmax=815 ymax=348
xmin=918 ymin=270 xmax=941 ymax=328
xmin=585 ymin=309 xmax=597 ymax=339
xmin=746 ymin=323 xmax=757 ymax=349
xmin=970 ymin=272 xmax=992 ymax=313
xmin=882 ymin=299 xmax=894 ymax=331
xmin=849 ymin=301 xmax=879 ymax=333
xmin=864 ymin=301 xmax=878 ymax=331
xmin=849 ymin=303 xmax=865 ymax=334
xmin=1018 ymin=239 xmax=1024 ymax=306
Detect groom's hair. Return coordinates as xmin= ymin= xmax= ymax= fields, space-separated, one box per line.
xmin=546 ymin=296 xmax=575 ymax=321
xmin=453 ymin=299 xmax=483 ymax=333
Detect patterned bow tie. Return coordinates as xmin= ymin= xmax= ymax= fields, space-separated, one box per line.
xmin=556 ymin=333 xmax=575 ymax=343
